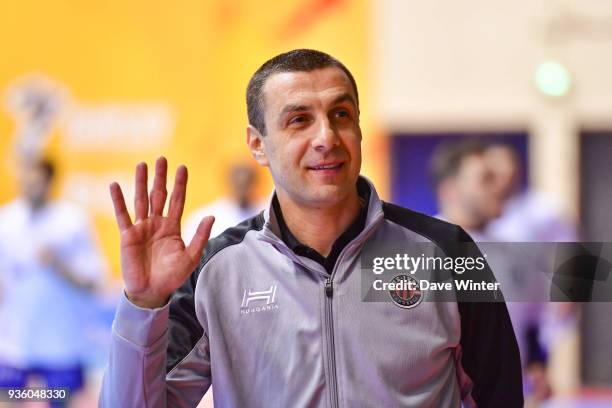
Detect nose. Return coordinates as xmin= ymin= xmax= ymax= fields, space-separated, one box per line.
xmin=311 ymin=117 xmax=340 ymax=153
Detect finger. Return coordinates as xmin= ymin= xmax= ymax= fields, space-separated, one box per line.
xmin=167 ymin=165 xmax=188 ymax=222
xmin=150 ymin=156 xmax=168 ymax=216
xmin=109 ymin=182 xmax=133 ymax=231
xmin=187 ymin=216 xmax=215 ymax=262
xmin=134 ymin=162 xmax=149 ymax=222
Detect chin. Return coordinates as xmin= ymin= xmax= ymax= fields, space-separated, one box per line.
xmin=303 ymin=185 xmax=351 ymax=207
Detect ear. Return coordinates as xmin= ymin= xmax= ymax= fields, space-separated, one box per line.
xmin=246 ymin=125 xmax=269 ymax=167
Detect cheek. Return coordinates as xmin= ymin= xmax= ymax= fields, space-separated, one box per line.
xmin=284 ymin=140 xmax=310 ymax=168
xmin=457 ymin=182 xmax=472 ymax=198
xmin=343 ymin=127 xmax=361 ymax=146
xmin=345 ymin=135 xmax=362 ymax=166
xmin=268 ymin=138 xmax=305 ymax=175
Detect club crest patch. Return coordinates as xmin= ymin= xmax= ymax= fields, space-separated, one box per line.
xmin=388 ymin=275 xmax=423 ymax=309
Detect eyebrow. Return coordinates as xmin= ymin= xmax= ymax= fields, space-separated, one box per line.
xmin=279 ymin=103 xmax=311 ymax=117
xmin=331 ymin=93 xmax=357 ymax=107
xmin=278 ymin=93 xmax=358 ymax=117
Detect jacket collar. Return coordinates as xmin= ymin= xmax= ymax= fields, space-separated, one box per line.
xmin=257 ymin=175 xmax=385 ymax=269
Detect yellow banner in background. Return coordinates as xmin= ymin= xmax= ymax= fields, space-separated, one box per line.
xmin=0 ymin=0 xmax=385 ymax=278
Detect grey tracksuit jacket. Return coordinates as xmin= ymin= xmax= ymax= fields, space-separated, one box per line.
xmin=100 ymin=177 xmax=523 ymax=408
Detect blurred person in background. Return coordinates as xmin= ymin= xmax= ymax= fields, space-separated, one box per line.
xmin=484 ymin=142 xmax=580 ymax=403
xmin=0 ymin=158 xmax=106 ymax=407
xmin=183 ymin=162 xmax=263 ymax=241
xmin=431 ymin=140 xmax=552 ymax=405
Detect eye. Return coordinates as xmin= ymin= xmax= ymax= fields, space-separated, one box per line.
xmin=288 ymin=114 xmax=309 ymax=126
xmin=336 ymin=109 xmax=349 ymax=117
xmin=333 ymin=108 xmax=352 ymax=122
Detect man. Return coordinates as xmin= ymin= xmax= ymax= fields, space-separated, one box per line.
xmin=183 ymin=162 xmax=263 ymax=240
xmin=101 ymin=50 xmax=522 ymax=407
xmin=0 ymin=158 xmax=105 ymax=407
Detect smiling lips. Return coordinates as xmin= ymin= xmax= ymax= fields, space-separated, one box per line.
xmin=308 ymin=163 xmax=344 ymax=171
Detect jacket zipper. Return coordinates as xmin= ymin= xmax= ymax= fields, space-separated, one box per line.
xmin=324 ymin=239 xmax=361 ymax=408
xmin=324 ymin=277 xmax=339 ymax=408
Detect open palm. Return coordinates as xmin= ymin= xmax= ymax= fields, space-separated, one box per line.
xmin=110 ymin=157 xmax=214 ymax=308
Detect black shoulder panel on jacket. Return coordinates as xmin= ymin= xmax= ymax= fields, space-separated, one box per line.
xmin=381 ymin=201 xmax=467 ymax=245
xmin=166 ymin=211 xmax=265 ymax=374
xmin=200 ymin=211 xmax=266 ymax=268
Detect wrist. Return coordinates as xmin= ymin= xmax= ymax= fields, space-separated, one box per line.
xmin=125 ymin=290 xmax=170 ymax=309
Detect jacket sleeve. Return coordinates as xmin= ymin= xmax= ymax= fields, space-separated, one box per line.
xmin=453 ymin=227 xmax=524 ymax=408
xmin=457 ymin=301 xmax=523 ymax=407
xmin=99 ymin=274 xmax=211 ymax=408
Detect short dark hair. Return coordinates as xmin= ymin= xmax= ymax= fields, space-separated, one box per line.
xmin=246 ymin=49 xmax=359 ymax=135
xmin=429 ymin=140 xmax=487 ymax=187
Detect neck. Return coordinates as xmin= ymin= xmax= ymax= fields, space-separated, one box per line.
xmin=27 ymin=198 xmax=47 ymax=213
xmin=277 ymin=189 xmax=361 ymax=257
xmin=234 ymin=196 xmax=251 ymax=210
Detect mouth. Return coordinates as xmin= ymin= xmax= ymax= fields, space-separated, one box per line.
xmin=307 ymin=162 xmax=344 ymax=171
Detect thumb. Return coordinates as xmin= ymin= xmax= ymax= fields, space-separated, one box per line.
xmin=186 ymin=216 xmax=215 ymax=262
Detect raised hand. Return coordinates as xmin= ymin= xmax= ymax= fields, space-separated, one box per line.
xmin=109 ymin=157 xmax=214 ymax=308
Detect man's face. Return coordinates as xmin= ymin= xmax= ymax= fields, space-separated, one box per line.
xmin=248 ymin=67 xmax=362 ymax=208
xmin=228 ymin=164 xmax=256 ymax=205
xmin=19 ymin=165 xmax=51 ymax=207
xmin=453 ymin=154 xmax=503 ymax=223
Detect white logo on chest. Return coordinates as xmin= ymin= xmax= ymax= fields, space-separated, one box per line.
xmin=240 ymin=284 xmax=279 ymax=315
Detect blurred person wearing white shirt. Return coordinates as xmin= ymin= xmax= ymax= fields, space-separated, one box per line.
xmin=0 ymin=158 xmax=106 ymax=407
xmin=183 ymin=162 xmax=264 ymax=241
